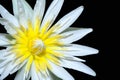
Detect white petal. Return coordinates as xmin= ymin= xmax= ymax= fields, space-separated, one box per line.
xmin=26 ymin=74 xmax=31 ymax=80
xmin=60 ymin=28 xmax=93 ymax=44
xmin=13 ymin=0 xmax=33 ymax=19
xmin=0 ymin=48 xmax=13 ymax=59
xmin=0 ymin=62 xmax=16 ymax=80
xmin=49 ymin=70 xmax=62 ymax=80
xmin=0 ymin=55 xmax=14 ymax=68
xmin=63 ymin=55 xmax=86 ymax=62
xmin=10 ymin=60 xmax=27 ymax=74
xmin=21 ymin=0 xmax=33 ymax=19
xmin=31 ymin=62 xmax=39 ymax=80
xmin=0 ymin=33 xmax=13 ymax=46
xmin=33 ymin=0 xmax=45 ymax=25
xmin=53 ymin=6 xmax=84 ymax=34
xmin=0 ymin=50 xmax=7 ymax=60
xmin=0 ymin=18 xmax=18 ymax=35
xmin=0 ymin=5 xmax=19 ymax=27
xmin=60 ymin=59 xmax=96 ymax=76
xmin=12 ymin=0 xmax=19 ymax=17
xmin=16 ymin=0 xmax=32 ymax=28
xmin=57 ymin=44 xmax=99 ymax=56
xmin=37 ymin=71 xmax=49 ymax=80
xmin=14 ymin=65 xmax=26 ymax=80
xmin=49 ymin=61 xmax=74 ymax=80
xmin=41 ymin=0 xmax=64 ymax=30
xmin=0 ymin=67 xmax=5 ymax=75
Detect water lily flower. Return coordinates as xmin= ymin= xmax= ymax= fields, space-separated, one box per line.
xmin=0 ymin=0 xmax=99 ymax=80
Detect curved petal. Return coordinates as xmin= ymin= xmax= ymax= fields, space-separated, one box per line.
xmin=12 ymin=0 xmax=18 ymax=17
xmin=0 ymin=18 xmax=18 ymax=35
xmin=60 ymin=59 xmax=96 ymax=76
xmin=37 ymin=71 xmax=51 ymax=80
xmin=12 ymin=0 xmax=33 ymax=19
xmin=0 ymin=55 xmax=14 ymax=68
xmin=0 ymin=50 xmax=6 ymax=58
xmin=21 ymin=0 xmax=33 ymax=19
xmin=0 ymin=47 xmax=13 ymax=59
xmin=40 ymin=0 xmax=64 ymax=30
xmin=31 ymin=62 xmax=39 ymax=80
xmin=53 ymin=6 xmax=84 ymax=34
xmin=0 ymin=33 xmax=13 ymax=46
xmin=0 ymin=62 xmax=16 ymax=80
xmin=0 ymin=67 xmax=5 ymax=75
xmin=49 ymin=61 xmax=74 ymax=80
xmin=49 ymin=70 xmax=62 ymax=80
xmin=16 ymin=0 xmax=33 ymax=28
xmin=33 ymin=0 xmax=45 ymax=26
xmin=14 ymin=65 xmax=26 ymax=80
xmin=57 ymin=44 xmax=99 ymax=56
xmin=0 ymin=5 xmax=19 ymax=27
xmin=62 ymin=55 xmax=86 ymax=62
xmin=10 ymin=60 xmax=27 ymax=74
xmin=60 ymin=28 xmax=93 ymax=44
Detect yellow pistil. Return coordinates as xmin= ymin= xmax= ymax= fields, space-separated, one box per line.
xmin=11 ymin=20 xmax=64 ymax=72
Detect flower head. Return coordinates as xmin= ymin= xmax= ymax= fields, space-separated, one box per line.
xmin=0 ymin=0 xmax=99 ymax=80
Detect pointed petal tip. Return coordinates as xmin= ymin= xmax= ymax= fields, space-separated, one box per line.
xmin=92 ymin=48 xmax=99 ymax=54
xmin=83 ymin=28 xmax=93 ymax=34
xmin=90 ymin=71 xmax=96 ymax=77
xmin=80 ymin=5 xmax=84 ymax=9
xmin=88 ymin=28 xmax=93 ymax=33
xmin=95 ymin=49 xmax=99 ymax=54
xmin=77 ymin=6 xmax=84 ymax=11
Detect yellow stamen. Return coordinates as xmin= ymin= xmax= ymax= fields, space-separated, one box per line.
xmin=12 ymin=20 xmax=64 ymax=72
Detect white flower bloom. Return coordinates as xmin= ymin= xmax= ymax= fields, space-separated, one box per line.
xmin=0 ymin=0 xmax=99 ymax=80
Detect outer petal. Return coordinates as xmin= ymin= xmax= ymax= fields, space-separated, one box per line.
xmin=37 ymin=71 xmax=51 ymax=80
xmin=48 ymin=70 xmax=62 ymax=80
xmin=21 ymin=0 xmax=33 ymax=19
xmin=10 ymin=60 xmax=27 ymax=74
xmin=60 ymin=59 xmax=96 ymax=76
xmin=12 ymin=0 xmax=33 ymax=19
xmin=60 ymin=28 xmax=93 ymax=44
xmin=0 ymin=5 xmax=19 ymax=27
xmin=57 ymin=44 xmax=99 ymax=56
xmin=62 ymin=55 xmax=86 ymax=62
xmin=0 ymin=18 xmax=17 ymax=35
xmin=16 ymin=0 xmax=33 ymax=28
xmin=53 ymin=6 xmax=84 ymax=34
xmin=31 ymin=62 xmax=39 ymax=80
xmin=0 ymin=62 xmax=16 ymax=80
xmin=33 ymin=0 xmax=45 ymax=25
xmin=0 ymin=54 xmax=14 ymax=68
xmin=40 ymin=0 xmax=64 ymax=30
xmin=12 ymin=0 xmax=18 ymax=17
xmin=14 ymin=65 xmax=26 ymax=80
xmin=0 ymin=33 xmax=13 ymax=46
xmin=0 ymin=47 xmax=13 ymax=59
xmin=49 ymin=61 xmax=74 ymax=80
xmin=0 ymin=50 xmax=6 ymax=58
xmin=0 ymin=67 xmax=5 ymax=75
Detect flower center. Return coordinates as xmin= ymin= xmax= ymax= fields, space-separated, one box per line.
xmin=12 ymin=21 xmax=46 ymax=57
xmin=30 ymin=39 xmax=45 ymax=55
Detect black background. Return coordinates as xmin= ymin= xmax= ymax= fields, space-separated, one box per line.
xmin=0 ymin=0 xmax=114 ymax=80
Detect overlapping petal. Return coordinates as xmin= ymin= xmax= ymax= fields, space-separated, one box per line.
xmin=52 ymin=6 xmax=84 ymax=34
xmin=41 ymin=0 xmax=64 ymax=31
xmin=60 ymin=28 xmax=93 ymax=44
xmin=60 ymin=59 xmax=96 ymax=76
xmin=0 ymin=33 xmax=13 ymax=46
xmin=49 ymin=61 xmax=74 ymax=80
xmin=57 ymin=44 xmax=99 ymax=56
